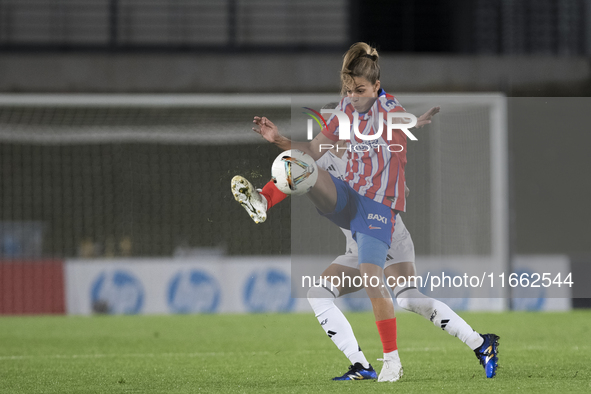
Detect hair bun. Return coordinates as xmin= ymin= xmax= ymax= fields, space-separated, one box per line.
xmin=340 ymin=42 xmax=380 ymax=95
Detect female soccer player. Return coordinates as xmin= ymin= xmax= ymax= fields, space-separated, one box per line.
xmin=243 ymin=42 xmax=499 ymax=381
xmin=233 ymin=143 xmax=499 ymax=381
xmin=250 ymin=42 xmax=410 ymax=382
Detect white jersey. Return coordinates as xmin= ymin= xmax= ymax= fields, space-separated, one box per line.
xmin=316 ymin=150 xmax=415 ymax=266
xmin=316 ymin=150 xmax=348 ymax=181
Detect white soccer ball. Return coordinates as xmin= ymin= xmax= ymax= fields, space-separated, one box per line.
xmin=271 ymin=149 xmax=318 ymax=196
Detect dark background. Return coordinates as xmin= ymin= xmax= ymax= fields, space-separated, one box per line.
xmin=0 ymin=0 xmax=590 ymax=259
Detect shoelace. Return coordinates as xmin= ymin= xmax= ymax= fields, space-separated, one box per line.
xmin=341 ymin=364 xmax=365 ymax=380
xmin=377 ymin=358 xmax=403 ymax=380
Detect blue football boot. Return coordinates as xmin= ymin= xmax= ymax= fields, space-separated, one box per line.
xmin=474 ymin=333 xmax=500 ymax=378
xmin=332 ymin=362 xmax=377 ymax=381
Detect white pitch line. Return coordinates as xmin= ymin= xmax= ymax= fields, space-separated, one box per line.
xmin=0 ymin=351 xmax=271 ymax=361
xmin=0 ymin=348 xmax=442 ymax=361
xmin=0 ymin=348 xmax=454 ymax=361
xmin=2 ymin=345 xmax=581 ymax=362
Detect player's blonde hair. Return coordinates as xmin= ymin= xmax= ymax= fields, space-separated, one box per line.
xmin=340 ymin=42 xmax=380 ymax=95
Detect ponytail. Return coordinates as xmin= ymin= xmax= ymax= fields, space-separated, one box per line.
xmin=340 ymin=42 xmax=380 ymax=95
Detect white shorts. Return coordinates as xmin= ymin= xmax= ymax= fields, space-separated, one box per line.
xmin=331 ymin=215 xmax=415 ymax=269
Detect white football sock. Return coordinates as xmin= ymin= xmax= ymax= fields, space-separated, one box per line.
xmin=255 ymin=189 xmax=268 ymax=210
xmin=395 ymin=282 xmax=484 ymax=350
xmin=383 ymin=349 xmax=400 ymax=361
xmin=307 ymin=284 xmax=370 ymax=368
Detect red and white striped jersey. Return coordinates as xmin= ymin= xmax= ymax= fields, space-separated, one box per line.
xmin=322 ymin=89 xmax=407 ymax=211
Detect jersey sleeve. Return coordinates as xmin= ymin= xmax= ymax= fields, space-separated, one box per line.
xmin=379 ymin=96 xmax=407 ymax=143
xmin=321 ymin=98 xmax=346 ymax=142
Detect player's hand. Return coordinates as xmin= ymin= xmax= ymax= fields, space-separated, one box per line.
xmin=415 ymin=106 xmax=440 ymax=129
xmin=253 ymin=116 xmax=281 ymax=144
xmin=405 ymin=185 xmax=410 ymax=198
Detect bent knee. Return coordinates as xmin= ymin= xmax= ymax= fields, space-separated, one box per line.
xmin=307 ymin=284 xmax=336 ymax=300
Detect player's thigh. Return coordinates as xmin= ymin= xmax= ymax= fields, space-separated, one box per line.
xmin=384 ymin=262 xmax=416 ymax=292
xmin=321 ymin=260 xmax=363 ymax=296
xmin=307 ymin=167 xmax=337 ymax=214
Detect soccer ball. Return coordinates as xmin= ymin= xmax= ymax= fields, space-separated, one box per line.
xmin=271 ymin=149 xmax=318 ymax=196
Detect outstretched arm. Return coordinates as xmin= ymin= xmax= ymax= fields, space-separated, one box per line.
xmin=252 ymin=116 xmax=333 ymax=160
xmin=415 ymin=106 xmax=440 ymax=129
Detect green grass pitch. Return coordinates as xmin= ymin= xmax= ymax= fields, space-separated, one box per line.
xmin=0 ymin=310 xmax=589 ymax=393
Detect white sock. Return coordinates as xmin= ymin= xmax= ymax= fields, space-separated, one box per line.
xmin=395 ymin=283 xmax=484 ymax=350
xmin=383 ymin=349 xmax=400 ymax=361
xmin=307 ymin=284 xmax=370 ymax=368
xmin=255 ymin=189 xmax=268 ymax=210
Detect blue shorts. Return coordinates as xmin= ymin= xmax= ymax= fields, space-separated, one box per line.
xmin=318 ymin=174 xmax=397 ymax=248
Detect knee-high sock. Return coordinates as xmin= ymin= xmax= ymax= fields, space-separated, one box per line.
xmin=376 ymin=317 xmax=399 ymax=361
xmin=395 ymin=283 xmax=484 ymax=350
xmin=307 ymin=285 xmax=370 ymax=368
xmin=259 ymin=179 xmax=287 ymax=210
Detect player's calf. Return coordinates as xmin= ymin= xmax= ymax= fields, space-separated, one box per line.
xmin=307 ymin=285 xmax=372 ymax=377
xmin=394 ymin=282 xmax=499 ymax=378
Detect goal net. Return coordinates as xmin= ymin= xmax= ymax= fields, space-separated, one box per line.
xmin=0 ymin=93 xmax=508 ymax=309
xmin=0 ymin=94 xmax=293 ymax=258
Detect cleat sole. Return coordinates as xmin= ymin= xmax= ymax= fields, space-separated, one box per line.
xmin=231 ymin=175 xmax=267 ymax=224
